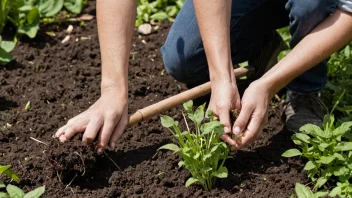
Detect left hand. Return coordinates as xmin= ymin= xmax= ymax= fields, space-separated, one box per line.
xmin=231 ymin=79 xmax=271 ymax=149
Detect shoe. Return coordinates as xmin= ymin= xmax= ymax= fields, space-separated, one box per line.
xmin=282 ymin=90 xmax=326 ymax=132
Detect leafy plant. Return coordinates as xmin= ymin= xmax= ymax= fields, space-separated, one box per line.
xmin=0 ymin=0 xmax=85 ymax=65
xmin=291 ymin=183 xmax=328 ymax=198
xmin=282 ymin=114 xmax=352 ymax=197
xmin=0 ymin=165 xmax=45 ymax=198
xmin=136 ymin=0 xmax=184 ymax=27
xmin=159 ymin=101 xmax=231 ymax=191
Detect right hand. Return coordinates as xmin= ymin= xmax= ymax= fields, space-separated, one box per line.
xmin=55 ymin=87 xmax=128 ymax=153
xmin=207 ymin=70 xmax=241 ymax=146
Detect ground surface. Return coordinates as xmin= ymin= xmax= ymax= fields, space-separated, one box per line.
xmin=0 ymin=1 xmax=308 ymax=197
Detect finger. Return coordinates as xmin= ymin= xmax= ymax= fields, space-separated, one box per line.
xmin=97 ymin=118 xmax=118 ymax=153
xmin=109 ymin=110 xmax=128 ymax=149
xmin=220 ymin=134 xmax=238 ymax=146
xmin=55 ymin=125 xmax=67 ymax=138
xmin=233 ymin=111 xmax=267 ymax=149
xmin=219 ymin=109 xmax=231 ymax=134
xmin=82 ymin=118 xmax=103 ymax=144
xmin=233 ymin=103 xmax=253 ymax=134
xmin=61 ymin=119 xmax=90 ymax=142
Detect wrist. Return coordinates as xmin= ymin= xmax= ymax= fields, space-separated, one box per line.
xmin=255 ymin=76 xmax=280 ymax=99
xmin=101 ymin=80 xmax=128 ymax=97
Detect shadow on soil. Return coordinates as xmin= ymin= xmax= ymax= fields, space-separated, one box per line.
xmin=66 ymin=141 xmax=168 ymax=190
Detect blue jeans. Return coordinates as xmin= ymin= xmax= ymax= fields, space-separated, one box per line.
xmin=161 ymin=0 xmax=337 ymax=93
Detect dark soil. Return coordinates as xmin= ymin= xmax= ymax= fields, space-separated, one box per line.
xmin=0 ymin=1 xmax=309 ymax=197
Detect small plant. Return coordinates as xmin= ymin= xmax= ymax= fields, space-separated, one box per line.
xmin=291 ymin=183 xmax=328 ymax=198
xmin=282 ymin=114 xmax=352 ymax=197
xmin=0 ymin=0 xmax=85 ymax=65
xmin=136 ymin=0 xmax=184 ymax=27
xmin=159 ymin=101 xmax=231 ymax=191
xmin=0 ymin=165 xmax=45 ymax=198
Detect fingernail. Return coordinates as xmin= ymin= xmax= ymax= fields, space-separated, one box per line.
xmin=110 ymin=142 xmax=115 ymax=150
xmin=224 ymin=127 xmax=230 ymax=133
xmin=59 ymin=136 xmax=67 ymax=143
xmin=234 ymin=126 xmax=241 ymax=134
xmin=97 ymin=148 xmax=103 ymax=155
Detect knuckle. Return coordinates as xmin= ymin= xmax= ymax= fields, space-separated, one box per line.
xmin=235 ymin=119 xmax=247 ymax=128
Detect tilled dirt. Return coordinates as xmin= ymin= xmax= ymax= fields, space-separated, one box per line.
xmin=0 ymin=1 xmax=308 ymax=197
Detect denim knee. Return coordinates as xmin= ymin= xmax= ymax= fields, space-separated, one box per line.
xmin=161 ymin=42 xmax=209 ymax=86
xmin=285 ymin=0 xmax=337 ymax=46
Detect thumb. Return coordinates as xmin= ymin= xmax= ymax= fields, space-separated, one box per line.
xmin=219 ymin=109 xmax=231 ymax=134
xmin=233 ymin=104 xmax=252 ymax=134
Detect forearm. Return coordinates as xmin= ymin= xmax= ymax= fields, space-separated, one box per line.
xmin=261 ymin=10 xmax=352 ymax=97
xmin=193 ymin=0 xmax=233 ymax=84
xmin=97 ymin=0 xmax=136 ymax=95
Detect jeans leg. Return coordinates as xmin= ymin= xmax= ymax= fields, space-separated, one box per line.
xmin=285 ymin=0 xmax=337 ymax=93
xmin=161 ymin=0 xmax=288 ymax=87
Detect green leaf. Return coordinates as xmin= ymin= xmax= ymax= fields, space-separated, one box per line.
xmin=317 ymin=156 xmax=335 ymax=164
xmin=64 ymin=0 xmax=83 ymax=14
xmin=293 ymin=133 xmax=311 ymax=144
xmin=303 ymin=161 xmax=316 ymax=171
xmin=0 ymin=181 xmax=5 ymax=188
xmin=344 ymin=45 xmax=350 ymax=58
xmin=212 ymin=167 xmax=228 ymax=178
xmin=27 ymin=6 xmax=39 ymax=25
xmin=314 ymin=177 xmax=327 ymax=189
xmin=205 ymin=109 xmax=213 ymax=120
xmin=158 ymin=143 xmax=180 ymax=153
xmin=333 ymin=166 xmax=349 ymax=177
xmin=333 ymin=121 xmax=352 ymax=137
xmin=282 ymin=149 xmax=302 ymax=157
xmin=193 ymin=104 xmax=205 ymax=125
xmin=0 ymin=166 xmax=20 ymax=182
xmin=0 ymin=166 xmax=11 ymax=173
xmin=178 ymin=161 xmax=184 ymax=168
xmin=38 ymin=0 xmax=64 ymax=17
xmin=200 ymin=121 xmax=223 ymax=135
xmin=193 ymin=152 xmax=200 ymax=160
xmin=323 ymin=114 xmax=335 ymax=131
xmin=0 ymin=47 xmax=13 ymax=65
xmin=160 ymin=115 xmax=175 ymax=128
xmin=300 ymin=124 xmax=325 ymax=137
xmin=183 ymin=101 xmax=193 ymax=113
xmin=313 ymin=191 xmax=328 ymax=198
xmin=24 ymin=186 xmax=45 ymax=198
xmin=336 ymin=142 xmax=352 ymax=151
xmin=185 ymin=177 xmax=199 ymax=187
xmin=18 ymin=22 xmax=40 ymax=38
xmin=333 ymin=153 xmax=345 ymax=161
xmin=295 ymin=183 xmax=313 ymax=198
xmin=0 ymin=40 xmax=15 ymax=52
xmin=6 ymin=185 xmax=24 ymax=198
xmin=329 ymin=186 xmax=341 ymax=197
xmin=202 ymin=153 xmax=211 ymax=161
xmin=0 ymin=192 xmax=9 ymax=198
xmin=150 ymin=12 xmax=168 ymax=21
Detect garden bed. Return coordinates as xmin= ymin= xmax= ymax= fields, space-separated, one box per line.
xmin=0 ymin=1 xmax=308 ymax=197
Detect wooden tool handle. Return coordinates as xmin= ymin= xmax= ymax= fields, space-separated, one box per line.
xmin=128 ymin=67 xmax=251 ymax=126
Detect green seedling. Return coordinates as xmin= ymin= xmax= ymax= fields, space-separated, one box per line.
xmin=159 ymin=100 xmax=231 ymax=191
xmin=136 ymin=0 xmax=184 ymax=27
xmin=291 ymin=183 xmax=328 ymax=198
xmin=0 ymin=0 xmax=85 ymax=65
xmin=282 ymin=114 xmax=352 ymax=196
xmin=0 ymin=165 xmax=45 ymax=198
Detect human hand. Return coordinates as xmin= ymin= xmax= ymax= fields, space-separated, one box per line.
xmin=55 ymin=87 xmax=128 ymax=153
xmin=208 ymin=71 xmax=241 ymax=145
xmin=231 ymin=80 xmax=271 ymax=149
